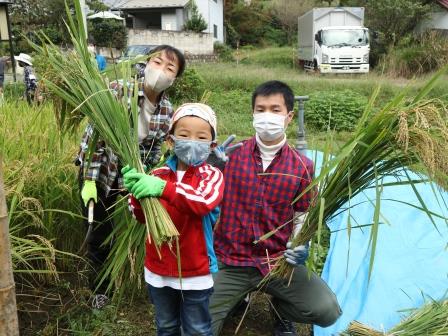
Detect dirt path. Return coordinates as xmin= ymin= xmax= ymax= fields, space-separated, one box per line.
xmin=16 ymin=277 xmax=312 ymax=335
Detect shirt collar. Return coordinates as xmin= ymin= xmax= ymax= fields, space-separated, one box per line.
xmin=251 ymin=135 xmax=289 ymax=157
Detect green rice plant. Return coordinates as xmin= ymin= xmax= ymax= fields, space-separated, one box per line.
xmin=29 ymin=1 xmax=179 ymax=253
xmin=256 ymin=66 xmax=448 ymax=281
xmin=344 ymin=299 xmax=448 ymax=335
xmin=26 ymin=1 xmax=180 ymax=295
xmin=1 ymin=101 xmax=84 ymax=257
xmin=3 ymin=154 xmax=80 ymax=287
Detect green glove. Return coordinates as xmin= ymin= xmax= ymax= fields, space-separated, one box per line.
xmin=121 ymin=165 xmax=138 ymax=191
xmin=127 ymin=173 xmax=167 ymax=199
xmin=81 ymin=180 xmax=97 ymax=206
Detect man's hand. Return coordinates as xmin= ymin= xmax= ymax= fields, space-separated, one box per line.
xmin=284 ymin=242 xmax=309 ymax=266
xmin=126 ymin=173 xmax=167 ymax=199
xmin=207 ymin=135 xmax=243 ymax=170
xmin=81 ymin=180 xmax=97 ymax=207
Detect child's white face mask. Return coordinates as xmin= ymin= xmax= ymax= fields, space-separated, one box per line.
xmin=144 ymin=65 xmax=175 ymax=93
xmin=252 ymin=112 xmax=286 ymax=142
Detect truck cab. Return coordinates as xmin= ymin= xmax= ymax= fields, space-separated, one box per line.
xmin=298 ymin=7 xmax=370 ymax=74
xmin=315 ymin=26 xmax=370 ymax=73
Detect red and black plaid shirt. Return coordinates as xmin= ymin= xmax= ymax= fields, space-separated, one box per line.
xmin=214 ymin=137 xmax=315 ymax=276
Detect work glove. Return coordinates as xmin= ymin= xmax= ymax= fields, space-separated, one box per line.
xmin=207 ymin=134 xmax=243 ymax=170
xmin=121 ymin=164 xmax=149 ymax=191
xmin=284 ymin=242 xmax=309 ymax=266
xmin=81 ymin=180 xmax=97 ymax=207
xmin=121 ymin=165 xmax=138 ymax=191
xmin=126 ymin=172 xmax=167 ymax=199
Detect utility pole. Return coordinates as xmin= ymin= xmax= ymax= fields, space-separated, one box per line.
xmin=0 ymin=158 xmax=19 ymax=336
xmin=295 ymin=96 xmax=309 ymax=154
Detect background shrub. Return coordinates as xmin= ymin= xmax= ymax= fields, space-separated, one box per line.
xmin=379 ymin=31 xmax=448 ymax=78
xmin=214 ymin=42 xmax=234 ymax=62
xmin=166 ymin=67 xmax=206 ymax=105
xmin=305 ymin=90 xmax=368 ymax=131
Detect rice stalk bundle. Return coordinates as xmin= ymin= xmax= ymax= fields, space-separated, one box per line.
xmin=257 ymin=67 xmax=448 ymax=280
xmin=29 ymin=1 xmax=179 ymax=255
xmin=344 ymin=299 xmax=448 ymax=335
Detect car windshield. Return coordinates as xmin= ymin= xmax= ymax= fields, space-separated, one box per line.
xmin=123 ymin=46 xmax=151 ymax=57
xmin=322 ymin=29 xmax=368 ymax=47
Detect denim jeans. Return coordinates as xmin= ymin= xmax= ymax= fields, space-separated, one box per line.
xmin=147 ymin=284 xmax=214 ymax=336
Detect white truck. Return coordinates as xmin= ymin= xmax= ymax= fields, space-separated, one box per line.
xmin=298 ymin=7 xmax=370 ymax=73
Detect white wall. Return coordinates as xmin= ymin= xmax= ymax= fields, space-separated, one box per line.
xmin=162 ymin=10 xmax=178 ymax=31
xmin=418 ymin=11 xmax=448 ymax=31
xmin=128 ymin=29 xmax=214 ymax=55
xmin=195 ymin=0 xmax=224 ymax=42
xmin=176 ymin=8 xmax=186 ymax=31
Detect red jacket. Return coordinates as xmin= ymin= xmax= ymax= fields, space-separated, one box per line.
xmin=129 ymin=156 xmax=224 ymax=277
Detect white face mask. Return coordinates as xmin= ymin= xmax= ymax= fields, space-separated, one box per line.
xmin=144 ymin=65 xmax=175 ymax=93
xmin=253 ymin=112 xmax=286 ymax=142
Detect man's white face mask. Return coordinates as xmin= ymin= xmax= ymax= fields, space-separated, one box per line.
xmin=144 ymin=65 xmax=175 ymax=93
xmin=252 ymin=112 xmax=286 ymax=142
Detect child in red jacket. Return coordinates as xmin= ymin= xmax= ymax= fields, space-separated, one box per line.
xmin=122 ymin=103 xmax=224 ymax=336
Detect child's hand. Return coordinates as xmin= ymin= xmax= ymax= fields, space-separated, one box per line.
xmin=130 ymin=174 xmax=167 ymax=199
xmin=121 ymin=165 xmax=138 ymax=191
xmin=207 ymin=135 xmax=243 ymax=170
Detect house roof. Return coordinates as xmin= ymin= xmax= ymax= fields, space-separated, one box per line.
xmin=112 ymin=0 xmax=189 ymax=10
xmin=438 ymin=0 xmax=448 ymax=9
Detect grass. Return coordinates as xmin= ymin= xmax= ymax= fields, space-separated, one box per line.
xmin=235 ymin=46 xmax=298 ymax=69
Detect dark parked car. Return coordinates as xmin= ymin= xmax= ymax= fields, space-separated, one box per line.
xmin=118 ymin=45 xmax=158 ymax=63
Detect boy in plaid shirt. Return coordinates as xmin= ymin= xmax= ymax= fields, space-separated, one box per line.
xmin=76 ymin=45 xmax=185 ymax=307
xmin=210 ymin=81 xmax=341 ymax=336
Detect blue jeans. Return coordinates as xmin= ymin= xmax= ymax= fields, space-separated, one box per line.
xmin=147 ymin=284 xmax=214 ymax=336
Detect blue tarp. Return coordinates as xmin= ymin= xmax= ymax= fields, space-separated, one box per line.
xmin=307 ymin=151 xmax=448 ymax=335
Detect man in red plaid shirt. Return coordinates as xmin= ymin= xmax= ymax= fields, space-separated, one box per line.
xmin=211 ymin=81 xmax=341 ymax=335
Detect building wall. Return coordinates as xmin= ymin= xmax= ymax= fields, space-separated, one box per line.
xmin=417 ymin=10 xmax=448 ymax=32
xmin=128 ymin=29 xmax=214 ymax=55
xmin=131 ymin=11 xmax=162 ymax=29
xmin=195 ymin=0 xmax=224 ymax=42
xmin=176 ymin=8 xmax=186 ymax=31
xmin=161 ymin=9 xmax=178 ymax=31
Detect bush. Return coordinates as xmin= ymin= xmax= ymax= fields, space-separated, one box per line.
xmin=378 ymin=31 xmax=448 ymax=78
xmin=305 ymin=90 xmax=368 ymax=131
xmin=214 ymin=42 xmax=234 ymax=62
xmin=184 ymin=0 xmax=208 ymax=33
xmin=166 ymin=67 xmax=206 ymax=105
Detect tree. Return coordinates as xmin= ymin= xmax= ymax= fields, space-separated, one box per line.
xmin=224 ymin=0 xmax=272 ymax=46
xmin=0 ymin=160 xmax=19 ymax=336
xmin=10 ymin=0 xmax=110 ymax=45
xmin=184 ymin=0 xmax=208 ymax=33
xmin=89 ymin=19 xmax=128 ymax=49
xmin=271 ymin=0 xmax=315 ymax=45
xmin=339 ymin=0 xmax=431 ymax=46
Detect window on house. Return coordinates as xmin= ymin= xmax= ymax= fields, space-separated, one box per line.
xmin=213 ymin=24 xmax=218 ymax=38
xmin=213 ymin=0 xmax=217 ymax=3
